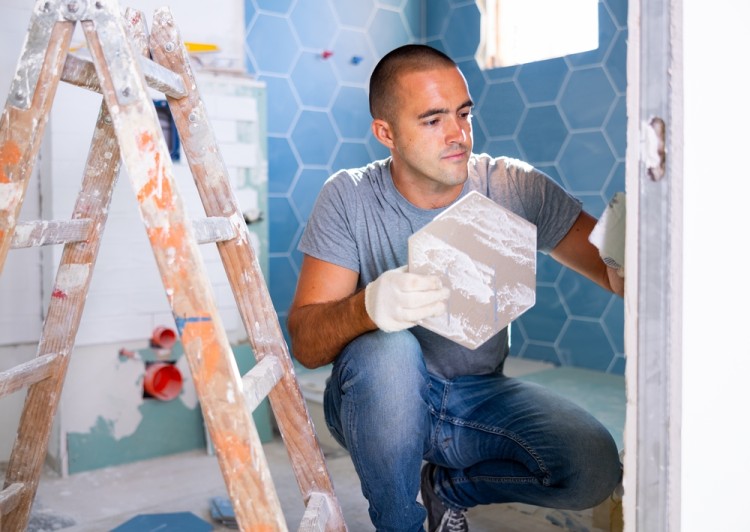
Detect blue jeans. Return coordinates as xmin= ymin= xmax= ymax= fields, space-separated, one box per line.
xmin=323 ymin=330 xmax=621 ymax=531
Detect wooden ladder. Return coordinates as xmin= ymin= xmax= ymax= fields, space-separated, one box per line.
xmin=0 ymin=1 xmax=346 ymax=530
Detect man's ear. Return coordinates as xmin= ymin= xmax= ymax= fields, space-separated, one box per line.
xmin=371 ymin=118 xmax=395 ymax=149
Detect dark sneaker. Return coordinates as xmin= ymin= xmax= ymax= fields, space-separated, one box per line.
xmin=420 ymin=463 xmax=468 ymax=532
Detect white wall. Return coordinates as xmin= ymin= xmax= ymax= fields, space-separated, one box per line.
xmin=682 ymin=2 xmax=750 ymax=529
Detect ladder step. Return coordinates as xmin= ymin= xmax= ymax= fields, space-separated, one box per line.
xmin=193 ymin=217 xmax=237 ymax=244
xmin=0 ymin=353 xmax=59 ymax=399
xmin=241 ymin=357 xmax=283 ymax=413
xmin=62 ymin=53 xmax=187 ymax=99
xmin=10 ymin=219 xmax=92 ymax=249
xmin=298 ymin=492 xmax=332 ymax=532
xmin=0 ymin=483 xmax=25 ymax=516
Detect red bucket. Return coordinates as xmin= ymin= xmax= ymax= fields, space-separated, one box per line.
xmin=151 ymin=326 xmax=177 ymax=349
xmin=143 ymin=362 xmax=183 ymax=401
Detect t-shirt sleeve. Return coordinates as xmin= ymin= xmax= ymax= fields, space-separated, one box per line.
xmin=504 ymin=160 xmax=583 ymax=253
xmin=297 ymin=175 xmax=361 ymax=273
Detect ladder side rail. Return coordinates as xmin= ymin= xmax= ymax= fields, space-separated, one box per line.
xmin=0 ymin=9 xmax=74 ymax=275
xmin=2 ymin=77 xmax=124 ymax=532
xmin=83 ymin=5 xmax=287 ymax=529
xmin=148 ymin=9 xmax=347 ymax=532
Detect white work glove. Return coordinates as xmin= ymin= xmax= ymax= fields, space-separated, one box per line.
xmin=589 ymin=192 xmax=626 ymax=278
xmin=364 ymin=266 xmax=449 ymax=332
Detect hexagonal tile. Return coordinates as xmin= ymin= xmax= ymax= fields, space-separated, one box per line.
xmin=332 ymin=141 xmax=371 ymax=173
xmin=331 ymin=29 xmax=375 ymax=84
xmin=269 ymin=256 xmax=298 ymax=313
xmin=560 ymin=68 xmax=616 ymax=129
xmin=516 ymin=286 xmax=567 ymax=344
xmin=291 ymin=168 xmax=331 ymax=221
xmin=537 ymin=254 xmax=563 ymax=285
xmin=484 ymin=138 xmax=522 ymax=160
xmin=291 ymin=0 xmax=337 ymax=49
xmin=518 ymin=105 xmax=568 ymax=163
xmin=604 ymin=0 xmax=628 ymax=29
xmin=332 ymin=0 xmax=375 ymax=27
xmin=606 ymin=30 xmax=627 ymax=93
xmin=369 ymin=9 xmax=411 ymax=58
xmin=517 ymin=58 xmax=568 ymax=104
xmin=291 ymin=111 xmax=338 ymax=165
xmin=558 ymin=319 xmax=614 ymax=371
xmin=246 ymin=14 xmax=299 ymax=74
xmin=269 ymin=196 xmax=301 ymax=254
xmin=477 ymin=81 xmax=524 ymax=137
xmin=254 ymin=0 xmax=293 ymax=13
xmin=425 ymin=1 xmax=451 ymax=39
xmin=457 ymin=59 xmax=485 ymax=99
xmin=268 ymin=136 xmax=299 ymax=194
xmin=603 ymin=297 xmax=624 ymax=354
xmin=402 ymin=0 xmax=422 ymax=38
xmin=260 ymin=76 xmax=298 ymax=135
xmin=605 ymin=95 xmax=626 ymax=159
xmin=443 ymin=4 xmax=481 ymax=59
xmin=332 ymin=86 xmax=371 ymax=139
xmin=557 ymin=268 xmax=612 ymax=319
xmin=558 ymin=132 xmax=616 ymax=194
xmin=291 ymin=52 xmax=338 ymax=108
xmin=408 ymin=191 xmax=536 ymax=349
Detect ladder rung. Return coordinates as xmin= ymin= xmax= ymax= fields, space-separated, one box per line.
xmin=0 ymin=483 xmax=25 ymax=515
xmin=193 ymin=217 xmax=237 ymax=244
xmin=298 ymin=492 xmax=332 ymax=532
xmin=10 ymin=219 xmax=92 ymax=249
xmin=62 ymin=53 xmax=187 ymax=99
xmin=241 ymin=357 xmax=283 ymax=413
xmin=0 ymin=353 xmax=59 ymax=399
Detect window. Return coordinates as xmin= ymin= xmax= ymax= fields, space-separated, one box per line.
xmin=477 ymin=0 xmax=599 ymax=69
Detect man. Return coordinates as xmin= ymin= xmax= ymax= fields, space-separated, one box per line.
xmin=287 ymin=44 xmax=624 ymax=532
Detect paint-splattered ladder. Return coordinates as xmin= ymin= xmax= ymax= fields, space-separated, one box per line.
xmin=0 ymin=1 xmax=346 ymax=530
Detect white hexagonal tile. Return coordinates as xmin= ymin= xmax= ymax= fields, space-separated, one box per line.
xmin=408 ymin=191 xmax=536 ymax=349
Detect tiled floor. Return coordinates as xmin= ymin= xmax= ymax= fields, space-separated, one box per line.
xmin=29 ymin=438 xmax=606 ymax=532
xmin=22 ymin=356 xmax=617 ymax=531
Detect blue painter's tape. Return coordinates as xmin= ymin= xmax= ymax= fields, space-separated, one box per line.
xmin=174 ymin=315 xmax=212 ymax=336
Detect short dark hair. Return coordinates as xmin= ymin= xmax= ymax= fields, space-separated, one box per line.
xmin=369 ymin=44 xmax=457 ymax=121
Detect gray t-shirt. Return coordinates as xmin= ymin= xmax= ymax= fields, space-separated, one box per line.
xmin=298 ymin=153 xmax=582 ymax=379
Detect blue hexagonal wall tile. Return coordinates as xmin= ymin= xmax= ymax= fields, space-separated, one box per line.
xmin=606 ymin=30 xmax=628 ymax=93
xmin=605 ymin=95 xmax=626 ymax=158
xmin=369 ymin=9 xmax=412 ymax=58
xmin=402 ymin=0 xmax=422 ymax=38
xmin=291 ymin=52 xmax=338 ymax=108
xmin=443 ymin=4 xmax=481 ymax=60
xmin=291 ymin=0 xmax=337 ymax=49
xmin=332 ymin=142 xmax=371 ymax=173
xmin=254 ymin=0 xmax=293 ymax=14
xmin=558 ymin=132 xmax=616 ymax=194
xmin=260 ymin=76 xmax=298 ymax=135
xmin=557 ymin=268 xmax=613 ymax=319
xmin=558 ymin=320 xmax=615 ymax=371
xmin=603 ymin=297 xmax=624 ymax=354
xmin=269 ymin=256 xmax=298 ymax=315
xmin=483 ymin=139 xmax=522 ymax=160
xmin=246 ymin=14 xmax=299 ymax=74
xmin=560 ymin=68 xmax=616 ymax=129
xmin=478 ymin=81 xmax=525 ymax=137
xmin=457 ymin=59 xmax=485 ymax=100
xmin=291 ymin=111 xmax=338 ymax=165
xmin=517 ymin=58 xmax=569 ymax=104
xmin=605 ymin=0 xmax=628 ymax=28
xmin=332 ymin=0 xmax=375 ymax=27
xmin=516 ymin=286 xmax=568 ymax=344
xmin=332 ymin=86 xmax=371 ymax=139
xmin=537 ymin=254 xmax=564 ymax=284
xmin=291 ymin=168 xmax=331 ymax=221
xmin=269 ymin=196 xmax=301 ymax=254
xmin=331 ymin=29 xmax=375 ymax=84
xmin=268 ymin=136 xmax=299 ymax=194
xmin=518 ymin=106 xmax=568 ymax=164
xmin=425 ymin=0 xmax=451 ymax=40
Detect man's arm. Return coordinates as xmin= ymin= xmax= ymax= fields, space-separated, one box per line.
xmin=287 ymin=256 xmax=376 ymax=369
xmin=549 ymin=211 xmax=625 ymax=297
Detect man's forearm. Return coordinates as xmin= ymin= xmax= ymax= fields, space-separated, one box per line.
xmin=287 ymin=290 xmax=377 ymax=368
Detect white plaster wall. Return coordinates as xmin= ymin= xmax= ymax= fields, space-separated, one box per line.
xmin=682 ymin=2 xmax=750 ymax=529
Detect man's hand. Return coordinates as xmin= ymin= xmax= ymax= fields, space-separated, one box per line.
xmin=365 ymin=266 xmax=450 ymax=332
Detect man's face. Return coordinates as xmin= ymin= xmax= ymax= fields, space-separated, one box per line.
xmin=383 ymin=66 xmax=474 ymax=196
